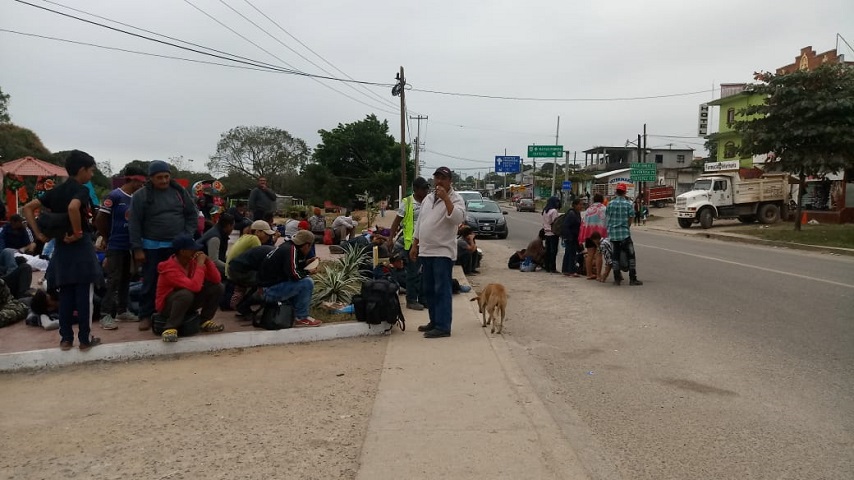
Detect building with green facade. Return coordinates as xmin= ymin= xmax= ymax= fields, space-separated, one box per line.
xmin=705 ymin=83 xmax=766 ymax=168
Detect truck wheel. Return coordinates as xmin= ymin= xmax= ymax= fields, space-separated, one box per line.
xmin=654 ymin=201 xmax=665 ymax=208
xmin=677 ymin=218 xmax=692 ymax=229
xmin=758 ymin=204 xmax=780 ymax=224
xmin=699 ymin=208 xmax=714 ymax=229
xmin=737 ymin=215 xmax=756 ymax=224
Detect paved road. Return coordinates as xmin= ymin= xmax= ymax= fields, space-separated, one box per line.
xmin=482 ymin=207 xmax=854 ymax=479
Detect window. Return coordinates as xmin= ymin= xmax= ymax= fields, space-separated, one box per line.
xmin=713 ymin=181 xmax=727 ymax=191
xmin=726 ymin=108 xmax=736 ymax=126
xmin=724 ymin=141 xmax=737 ymax=159
xmin=655 ymin=154 xmax=663 ymax=164
xmin=676 ymin=154 xmax=685 ymax=164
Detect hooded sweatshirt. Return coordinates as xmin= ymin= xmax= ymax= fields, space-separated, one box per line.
xmin=155 ymin=255 xmax=221 ymax=312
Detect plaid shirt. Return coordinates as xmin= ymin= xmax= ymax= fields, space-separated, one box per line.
xmin=606 ymin=196 xmax=633 ymax=241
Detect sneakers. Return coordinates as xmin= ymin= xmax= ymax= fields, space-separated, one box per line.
xmin=406 ymin=301 xmax=425 ymax=311
xmin=295 ymin=317 xmax=322 ymax=327
xmin=629 ymin=279 xmax=644 ymax=286
xmin=417 ymin=323 xmax=434 ymax=332
xmin=200 ymin=320 xmax=225 ymax=332
xmin=328 ymin=245 xmax=346 ymax=254
xmin=100 ymin=314 xmax=118 ymax=330
xmin=116 ymin=311 xmax=139 ymax=322
xmin=423 ymin=329 xmax=450 ymax=338
xmin=162 ymin=328 xmax=178 ymax=342
xmin=138 ymin=317 xmax=152 ymax=331
xmin=79 ymin=337 xmax=101 ymax=351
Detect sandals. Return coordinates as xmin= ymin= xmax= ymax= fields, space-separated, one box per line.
xmin=200 ymin=320 xmax=225 ymax=333
xmin=162 ymin=329 xmax=178 ymax=342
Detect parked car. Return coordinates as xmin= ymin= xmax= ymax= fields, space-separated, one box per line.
xmin=464 ymin=200 xmax=508 ymax=239
xmin=516 ymin=198 xmax=535 ymax=212
xmin=457 ymin=190 xmax=484 ymax=205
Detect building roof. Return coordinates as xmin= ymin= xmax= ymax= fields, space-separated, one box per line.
xmin=583 ymin=146 xmax=633 ymax=154
xmin=1 ymin=156 xmax=68 ymax=177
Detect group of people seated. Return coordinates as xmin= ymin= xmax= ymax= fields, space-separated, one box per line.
xmin=0 ymin=154 xmax=344 ymax=351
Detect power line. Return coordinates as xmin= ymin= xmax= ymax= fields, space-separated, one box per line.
xmin=408 ymin=84 xmax=715 ymax=102
xmin=429 ymin=120 xmax=553 ymax=138
xmin=240 ymin=0 xmax=403 ymax=113
xmin=424 ymin=149 xmax=494 ymax=165
xmin=10 ymin=0 xmax=394 ymax=87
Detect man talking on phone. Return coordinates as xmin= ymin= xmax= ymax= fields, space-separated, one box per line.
xmin=409 ymin=167 xmax=466 ymax=338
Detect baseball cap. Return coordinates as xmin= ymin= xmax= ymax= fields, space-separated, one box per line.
xmin=433 ymin=166 xmax=452 ymax=178
xmin=172 ymin=234 xmax=202 ymax=251
xmin=291 ymin=230 xmax=315 ymax=246
xmin=250 ymin=220 xmax=275 ymax=235
xmin=615 ymin=183 xmax=628 ymax=192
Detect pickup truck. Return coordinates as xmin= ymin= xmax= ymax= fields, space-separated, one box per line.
xmin=674 ymin=172 xmax=788 ymax=229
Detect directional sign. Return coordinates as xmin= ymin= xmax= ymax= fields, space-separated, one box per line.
xmin=630 ymin=163 xmax=657 ymax=182
xmin=562 ymin=180 xmax=572 ymax=191
xmin=527 ymin=145 xmax=563 ymax=158
xmin=495 ymin=155 xmax=521 ymax=173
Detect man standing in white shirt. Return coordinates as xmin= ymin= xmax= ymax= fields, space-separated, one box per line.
xmin=409 ymin=167 xmax=465 ymax=338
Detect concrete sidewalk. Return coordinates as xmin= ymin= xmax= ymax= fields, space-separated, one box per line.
xmin=357 ymin=269 xmax=588 ymax=480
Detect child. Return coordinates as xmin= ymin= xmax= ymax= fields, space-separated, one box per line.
xmin=641 ymin=205 xmax=649 ymax=225
xmin=596 ymin=234 xmax=613 ymax=283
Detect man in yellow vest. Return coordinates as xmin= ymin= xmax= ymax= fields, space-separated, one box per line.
xmin=388 ymin=177 xmax=429 ymax=310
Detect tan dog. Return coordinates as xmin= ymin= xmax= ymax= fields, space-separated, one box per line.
xmin=470 ymin=283 xmax=508 ymax=334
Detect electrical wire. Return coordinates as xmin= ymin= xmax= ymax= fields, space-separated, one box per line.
xmin=408 ymin=84 xmax=715 ymax=102
xmin=10 ymin=0 xmax=394 ymax=87
xmin=241 ymin=0 xmax=405 ymax=113
xmin=424 ymin=149 xmax=495 ymax=165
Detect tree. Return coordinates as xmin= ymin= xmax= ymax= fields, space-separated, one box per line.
xmin=0 ymin=87 xmax=10 ymax=123
xmin=736 ymin=64 xmax=854 ymax=230
xmin=207 ymin=126 xmax=310 ymax=193
xmin=312 ymin=114 xmax=412 ymax=206
xmin=0 ymin=123 xmax=51 ymax=163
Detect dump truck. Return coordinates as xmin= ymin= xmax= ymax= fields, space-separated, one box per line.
xmin=674 ymin=172 xmax=788 ymax=229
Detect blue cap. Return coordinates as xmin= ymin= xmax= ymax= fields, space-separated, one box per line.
xmin=171 ymin=234 xmax=202 ymax=251
xmin=148 ymin=160 xmax=171 ymax=176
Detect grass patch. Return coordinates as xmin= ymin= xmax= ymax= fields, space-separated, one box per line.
xmin=310 ymin=306 xmax=356 ymax=324
xmin=722 ymin=222 xmax=854 ymax=249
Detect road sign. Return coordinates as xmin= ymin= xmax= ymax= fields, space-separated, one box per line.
xmin=495 ymin=155 xmax=521 ymax=173
xmin=630 ymin=163 xmax=657 ymax=182
xmin=562 ymin=180 xmax=572 ymax=191
xmin=527 ymin=145 xmax=563 ymax=158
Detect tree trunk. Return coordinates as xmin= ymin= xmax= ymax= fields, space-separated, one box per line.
xmin=795 ymin=170 xmax=805 ymax=232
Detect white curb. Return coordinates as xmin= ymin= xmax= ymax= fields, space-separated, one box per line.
xmin=0 ymin=322 xmax=389 ymax=372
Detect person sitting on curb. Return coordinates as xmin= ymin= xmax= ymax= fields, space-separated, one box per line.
xmin=198 ymin=213 xmax=235 ymax=278
xmin=257 ymin=230 xmax=321 ymax=327
xmin=456 ymin=226 xmax=479 ymax=275
xmin=227 ymin=245 xmax=274 ymax=315
xmin=308 ymin=207 xmax=327 ymax=244
xmin=0 ymin=279 xmax=29 ymax=328
xmin=225 ymin=220 xmax=275 ymax=278
xmin=331 ymin=211 xmax=358 ymax=243
xmin=155 ymin=235 xmax=225 ymax=342
xmin=0 ymin=214 xmax=37 ymax=254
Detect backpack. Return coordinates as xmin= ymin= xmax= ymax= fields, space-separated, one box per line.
xmin=352 ymin=278 xmax=405 ymax=332
xmin=253 ymin=300 xmax=294 ymax=330
xmin=550 ymin=213 xmax=566 ymax=236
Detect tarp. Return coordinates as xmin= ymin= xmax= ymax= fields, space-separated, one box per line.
xmin=1 ymin=157 xmax=68 ymax=177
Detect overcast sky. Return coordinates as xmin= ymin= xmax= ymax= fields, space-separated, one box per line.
xmin=1 ymin=0 xmax=852 ymax=180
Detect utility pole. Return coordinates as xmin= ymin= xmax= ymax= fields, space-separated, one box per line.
xmin=642 ymin=123 xmax=648 ymax=205
xmin=395 ymin=66 xmax=407 ymax=199
xmin=410 ymin=114 xmax=428 ymax=178
xmin=555 ymin=117 xmax=560 ymax=188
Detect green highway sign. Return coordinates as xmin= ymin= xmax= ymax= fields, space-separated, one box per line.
xmin=527 ymin=145 xmax=564 ymax=158
xmin=630 ymin=163 xmax=657 ymax=182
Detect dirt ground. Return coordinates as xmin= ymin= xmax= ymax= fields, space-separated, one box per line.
xmin=0 ymin=337 xmax=388 ymax=480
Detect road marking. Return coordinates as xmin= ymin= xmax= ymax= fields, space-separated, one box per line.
xmin=639 ymin=243 xmax=854 ymax=289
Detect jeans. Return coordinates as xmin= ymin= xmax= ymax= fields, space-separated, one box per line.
xmin=610 ymin=237 xmax=638 ymax=281
xmin=403 ymin=248 xmax=422 ymax=305
xmin=58 ymin=283 xmax=94 ymax=345
xmin=139 ymin=248 xmax=174 ymax=320
xmin=0 ymin=248 xmax=18 ymax=276
xmin=421 ymin=256 xmax=454 ymax=333
xmin=457 ymin=250 xmax=476 ymax=274
xmin=561 ymin=240 xmax=578 ymax=274
xmin=264 ymin=277 xmax=314 ymax=319
xmin=544 ymin=235 xmax=559 ymax=273
xmin=161 ymin=283 xmax=224 ymax=329
xmin=102 ymin=250 xmax=132 ymax=317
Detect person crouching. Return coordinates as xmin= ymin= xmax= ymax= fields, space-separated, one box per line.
xmin=155 ymin=234 xmax=225 ymax=342
xmin=257 ymin=230 xmax=321 ymax=327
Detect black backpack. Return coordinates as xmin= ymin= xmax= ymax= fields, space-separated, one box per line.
xmin=352 ymin=278 xmax=405 ymax=332
xmin=253 ymin=300 xmax=294 ymax=330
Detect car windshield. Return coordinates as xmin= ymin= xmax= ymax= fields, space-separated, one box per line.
xmin=467 ymin=201 xmax=501 ymax=213
xmin=459 ymin=192 xmax=483 ymax=203
xmin=693 ymin=180 xmax=713 ymax=191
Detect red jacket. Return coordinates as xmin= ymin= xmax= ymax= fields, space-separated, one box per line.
xmin=155 ymin=255 xmax=221 ymax=312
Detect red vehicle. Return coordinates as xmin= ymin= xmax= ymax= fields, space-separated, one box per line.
xmin=643 ymin=185 xmax=675 ymax=208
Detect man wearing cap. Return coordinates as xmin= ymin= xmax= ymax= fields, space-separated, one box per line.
xmin=248 ymin=176 xmax=278 ymax=221
xmin=128 ymin=160 xmax=199 ymax=331
xmin=257 ymin=230 xmax=321 ymax=327
xmin=388 ymin=176 xmax=429 ymax=311
xmin=410 ymin=166 xmax=465 ymax=338
xmin=225 ymin=220 xmax=275 ymax=278
xmin=95 ymin=165 xmax=147 ymax=330
xmin=605 ymin=184 xmax=643 ymax=286
xmin=155 ymin=234 xmax=225 ymax=342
